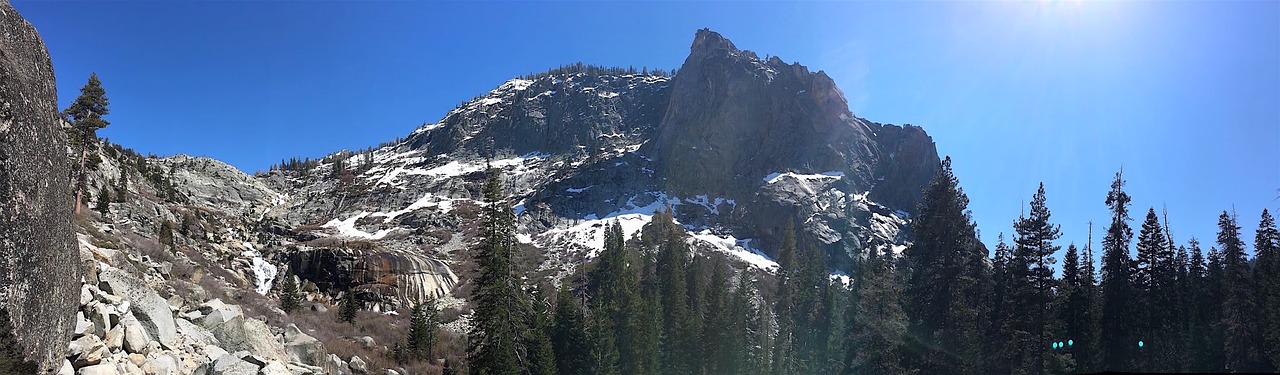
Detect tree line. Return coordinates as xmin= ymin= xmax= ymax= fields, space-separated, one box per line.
xmin=461 ymin=156 xmax=1279 ymax=374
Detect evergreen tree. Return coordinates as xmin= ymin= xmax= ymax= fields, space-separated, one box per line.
xmin=772 ymin=222 xmax=800 ymax=375
xmin=63 ymin=73 xmax=110 ymax=214
xmin=468 ymin=169 xmax=552 ymax=375
xmin=95 ymin=187 xmax=110 ymax=215
xmin=903 ymin=156 xmax=986 ymax=374
xmin=552 ymin=287 xmax=590 ymax=375
xmin=651 ymin=207 xmax=695 ymax=375
xmin=700 ymin=260 xmax=732 ymax=375
xmin=1218 ymin=211 xmax=1264 ymax=372
xmin=1098 ymin=170 xmax=1136 ymax=371
xmin=844 ymin=247 xmax=909 ymax=375
xmin=408 ymin=298 xmax=439 ymax=361
xmin=585 ymin=222 xmax=638 ymax=374
xmin=1010 ymin=183 xmax=1062 ymax=374
xmin=1255 ymin=209 xmax=1280 ymax=368
xmin=1056 ymin=243 xmax=1094 ymax=374
xmin=1204 ymin=242 xmax=1228 ymax=370
xmin=158 ymin=220 xmax=175 ymax=252
xmin=986 ymin=234 xmax=1017 ymax=374
xmin=339 ymin=290 xmax=358 ymax=324
xmin=278 ymin=271 xmax=301 ymax=314
xmin=1132 ymin=208 xmax=1179 ymax=371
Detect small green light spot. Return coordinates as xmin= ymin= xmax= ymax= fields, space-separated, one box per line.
xmin=1068 ymin=340 xmax=1073 ymax=346
xmin=1138 ymin=340 xmax=1144 ymax=348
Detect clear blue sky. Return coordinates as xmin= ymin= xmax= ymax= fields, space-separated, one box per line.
xmin=17 ymin=1 xmax=1279 ymax=259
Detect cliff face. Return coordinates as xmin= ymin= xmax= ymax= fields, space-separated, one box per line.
xmin=649 ymin=29 xmax=881 ymax=198
xmin=0 ymin=0 xmax=79 ymax=372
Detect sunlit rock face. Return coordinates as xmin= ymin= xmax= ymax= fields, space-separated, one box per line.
xmin=284 ymin=248 xmax=457 ymax=311
xmin=0 ymin=0 xmax=80 ymax=372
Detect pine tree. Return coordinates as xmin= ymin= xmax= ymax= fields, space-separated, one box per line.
xmin=1099 ymin=170 xmax=1136 ymax=371
xmin=1010 ymin=183 xmax=1062 ymax=374
xmin=339 ymin=290 xmax=358 ymax=324
xmin=1218 ymin=211 xmax=1264 ymax=372
xmin=63 ymin=73 xmax=110 ymax=215
xmin=986 ymin=234 xmax=1017 ymax=374
xmin=652 ymin=207 xmax=695 ymax=375
xmin=408 ymin=298 xmax=439 ymax=361
xmin=1056 ymin=243 xmax=1094 ymax=374
xmin=844 ymin=247 xmax=908 ymax=375
xmin=552 ymin=287 xmax=590 ymax=375
xmin=772 ymin=223 xmax=800 ymax=375
xmin=1133 ymin=208 xmax=1179 ymax=371
xmin=903 ymin=156 xmax=986 ymax=374
xmin=95 ymin=187 xmax=110 ymax=216
xmin=468 ymin=169 xmax=552 ymax=375
xmin=278 ymin=271 xmax=301 ymax=314
xmin=1255 ymin=209 xmax=1280 ymax=368
xmin=1184 ymin=238 xmax=1218 ymax=371
xmin=158 ymin=220 xmax=175 ymax=253
xmin=585 ymin=222 xmax=636 ymax=374
xmin=700 ymin=260 xmax=732 ymax=375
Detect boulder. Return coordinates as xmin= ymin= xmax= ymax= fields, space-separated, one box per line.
xmin=325 ymin=354 xmax=351 ymax=375
xmin=69 ymin=334 xmax=105 ymax=367
xmin=102 ymin=326 xmax=123 ymax=352
xmin=74 ymin=312 xmax=94 ymax=338
xmin=57 ymin=359 xmax=73 ymax=375
xmin=355 ymin=336 xmax=375 ymax=349
xmin=259 ymin=361 xmax=291 ymax=375
xmin=76 ymin=364 xmax=119 ymax=375
xmin=198 ymin=299 xmax=242 ymax=329
xmin=0 ymin=1 xmax=81 ymax=372
xmin=119 ymin=360 xmax=144 ymax=375
xmin=142 ymin=352 xmax=181 ymax=375
xmin=98 ymin=267 xmax=177 ymax=349
xmin=209 ymin=354 xmax=257 ymax=375
xmin=285 ymin=248 xmax=458 ymax=309
xmin=282 ymin=324 xmax=325 ymax=367
xmin=173 ymin=316 xmax=218 ymax=348
xmin=120 ymin=314 xmax=152 ymax=354
xmin=206 ymin=315 xmax=286 ymax=361
xmin=348 ymin=356 xmax=368 ymax=374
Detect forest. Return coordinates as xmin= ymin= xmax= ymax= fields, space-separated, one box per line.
xmin=440 ymin=156 xmax=1279 ymax=375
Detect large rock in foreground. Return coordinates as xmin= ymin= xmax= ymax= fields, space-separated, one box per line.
xmin=0 ymin=0 xmax=79 ymax=373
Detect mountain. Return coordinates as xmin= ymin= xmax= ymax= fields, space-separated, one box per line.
xmin=49 ymin=27 xmax=944 ymax=374
xmin=258 ymin=28 xmax=940 ymax=302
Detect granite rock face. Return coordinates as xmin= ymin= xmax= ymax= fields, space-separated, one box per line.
xmin=0 ymin=0 xmax=79 ymax=373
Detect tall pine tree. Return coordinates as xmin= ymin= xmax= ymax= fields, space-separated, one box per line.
xmin=1217 ymin=211 xmax=1264 ymax=372
xmin=903 ymin=156 xmax=986 ymax=374
xmin=63 ymin=73 xmax=110 ymax=215
xmin=1099 ymin=170 xmax=1136 ymax=371
xmin=468 ymin=169 xmax=554 ymax=375
xmin=1254 ymin=209 xmax=1280 ymax=368
xmin=1010 ymin=183 xmax=1062 ymax=374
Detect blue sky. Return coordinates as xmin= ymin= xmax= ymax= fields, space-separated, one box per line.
xmin=17 ymin=1 xmax=1279 ymax=259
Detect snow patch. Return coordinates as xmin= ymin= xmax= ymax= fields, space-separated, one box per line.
xmin=763 ymin=171 xmax=845 ymax=184
xmin=688 ymin=230 xmax=779 ymax=271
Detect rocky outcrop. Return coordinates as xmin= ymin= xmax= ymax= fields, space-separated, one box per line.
xmin=285 ymin=248 xmax=457 ymax=311
xmin=649 ymin=28 xmax=880 ymax=198
xmin=0 ymin=0 xmax=80 ymax=372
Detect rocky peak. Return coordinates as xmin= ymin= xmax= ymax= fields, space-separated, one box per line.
xmin=650 ymin=29 xmax=879 ymax=199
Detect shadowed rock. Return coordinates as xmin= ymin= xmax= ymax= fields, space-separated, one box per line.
xmin=0 ymin=0 xmax=79 ymax=373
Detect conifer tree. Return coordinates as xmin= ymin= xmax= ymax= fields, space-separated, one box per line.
xmin=1217 ymin=211 xmax=1264 ymax=372
xmin=585 ymin=222 xmax=638 ymax=373
xmin=652 ymin=207 xmax=695 ymax=375
xmin=468 ymin=169 xmax=552 ymax=375
xmin=408 ymin=298 xmax=439 ymax=361
xmin=1255 ymin=209 xmax=1280 ymax=368
xmin=552 ymin=287 xmax=590 ymax=375
xmin=1099 ymin=170 xmax=1136 ymax=371
xmin=339 ymin=291 xmax=358 ymax=324
xmin=63 ymin=73 xmax=110 ymax=214
xmin=844 ymin=247 xmax=908 ymax=375
xmin=1010 ymin=183 xmax=1062 ymax=374
xmin=772 ymin=223 xmax=800 ymax=375
xmin=1136 ymin=208 xmax=1179 ymax=371
xmin=95 ymin=187 xmax=110 ymax=216
xmin=1056 ymin=243 xmax=1094 ymax=374
xmin=278 ymin=270 xmax=301 ymax=314
xmin=903 ymin=156 xmax=986 ymax=374
xmin=1184 ymin=238 xmax=1215 ymax=371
